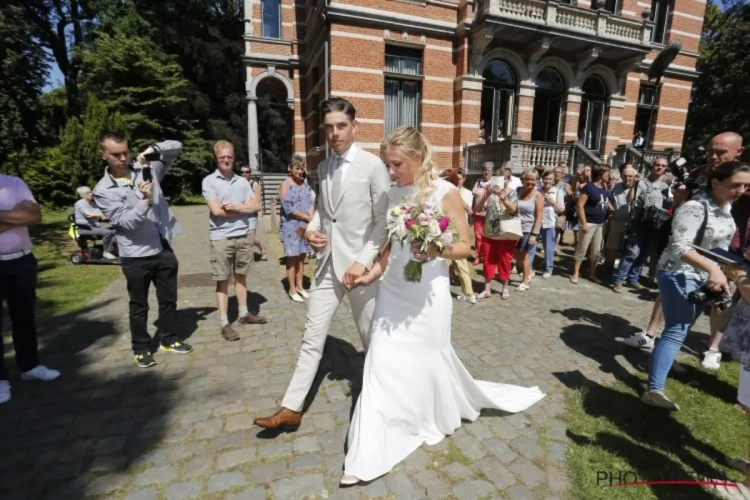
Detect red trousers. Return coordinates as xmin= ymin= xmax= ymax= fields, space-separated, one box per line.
xmin=472 ymin=215 xmax=485 ymax=261
xmin=482 ymin=238 xmax=516 ymax=281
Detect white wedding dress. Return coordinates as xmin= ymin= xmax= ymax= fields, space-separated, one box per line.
xmin=343 ymin=179 xmax=545 ymax=482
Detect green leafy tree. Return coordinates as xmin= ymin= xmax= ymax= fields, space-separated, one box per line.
xmin=684 ymin=1 xmax=750 ymax=156
xmin=0 ymin=4 xmax=47 ymax=175
xmin=82 ymin=5 xmax=212 ymax=199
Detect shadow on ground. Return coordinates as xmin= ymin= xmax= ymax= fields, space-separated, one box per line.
xmin=0 ymin=301 xmax=178 ymax=499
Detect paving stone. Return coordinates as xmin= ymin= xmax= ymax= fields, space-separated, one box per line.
xmin=477 ymin=457 xmax=516 ymax=488
xmin=483 ymin=438 xmax=518 ymax=464
xmin=442 ymin=462 xmax=474 ymax=482
xmin=258 ymin=441 xmax=292 ymax=459
xmin=404 ymin=447 xmax=432 ymax=471
xmin=123 ymin=488 xmax=158 ymax=500
xmin=547 ymin=465 xmax=569 ymax=493
xmin=270 ymin=473 xmax=325 ymax=498
xmin=225 ymin=414 xmax=255 ymax=432
xmin=360 ymin=478 xmax=388 ymax=498
xmin=90 ymin=455 xmax=128 ymax=472
xmin=251 ymin=461 xmax=287 ymax=483
xmin=94 ymin=436 xmax=128 ymax=456
xmin=207 ymin=472 xmax=246 ymax=493
xmin=291 ymin=452 xmax=323 ymax=472
xmin=510 ymin=459 xmax=546 ymax=489
xmin=510 ymin=436 xmax=544 ymax=460
xmin=164 ymin=481 xmax=203 ymax=500
xmin=453 ymin=434 xmax=486 ymax=460
xmin=195 ymin=418 xmax=225 ymax=440
xmin=452 ymin=479 xmax=495 ymax=500
xmin=505 ymin=485 xmax=536 ymax=499
xmin=413 ymin=470 xmax=451 ymax=498
xmin=217 ymin=447 xmax=257 ymax=470
xmin=292 ymin=435 xmax=321 ymax=453
xmin=223 ymin=487 xmax=267 ymax=500
xmin=134 ymin=465 xmax=178 ymax=486
xmin=385 ymin=470 xmax=425 ymax=499
xmin=183 ymin=454 xmax=215 ymax=477
xmin=547 ymin=442 xmax=567 ymax=463
xmin=88 ymin=473 xmax=129 ymax=495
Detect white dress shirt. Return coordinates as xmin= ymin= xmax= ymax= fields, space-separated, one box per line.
xmin=330 ymin=143 xmax=358 ymax=184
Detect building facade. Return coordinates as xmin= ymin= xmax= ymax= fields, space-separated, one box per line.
xmin=243 ymin=0 xmax=703 ymax=176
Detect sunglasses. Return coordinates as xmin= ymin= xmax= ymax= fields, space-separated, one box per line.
xmin=241 ymin=171 xmax=251 ymax=175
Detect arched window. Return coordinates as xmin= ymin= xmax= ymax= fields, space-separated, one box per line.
xmin=480 ymin=60 xmax=517 ymax=142
xmin=531 ymin=68 xmax=564 ymax=143
xmin=578 ymin=76 xmax=609 ymax=152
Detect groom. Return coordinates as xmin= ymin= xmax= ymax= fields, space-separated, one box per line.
xmin=254 ymin=97 xmax=391 ymax=430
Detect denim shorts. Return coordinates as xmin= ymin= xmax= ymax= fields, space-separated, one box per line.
xmin=516 ymin=232 xmax=537 ymax=252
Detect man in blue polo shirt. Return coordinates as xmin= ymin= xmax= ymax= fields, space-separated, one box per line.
xmin=202 ymin=141 xmax=267 ymax=342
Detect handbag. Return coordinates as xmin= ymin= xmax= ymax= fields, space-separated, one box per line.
xmin=498 ymin=215 xmax=523 ymax=241
xmin=483 ymin=194 xmax=522 ymax=241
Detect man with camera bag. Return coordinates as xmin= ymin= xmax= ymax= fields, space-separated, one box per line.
xmin=94 ymin=132 xmax=193 ymax=368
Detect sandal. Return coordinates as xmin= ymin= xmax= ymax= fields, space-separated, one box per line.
xmin=501 ymin=289 xmax=510 ymax=300
xmin=260 ymin=253 xmax=268 ymax=261
xmin=477 ymin=290 xmax=491 ymax=299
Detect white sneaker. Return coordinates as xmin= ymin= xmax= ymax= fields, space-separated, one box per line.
xmin=702 ymin=350 xmax=722 ymax=370
xmin=542 ymin=272 xmax=552 ymax=278
xmin=20 ymin=365 xmax=60 ymax=382
xmin=103 ymin=251 xmax=117 ymax=260
xmin=298 ymin=289 xmax=310 ymax=300
xmin=0 ymin=381 xmax=10 ymax=404
xmin=623 ymin=331 xmax=655 ymax=349
xmin=457 ymin=294 xmax=477 ymax=304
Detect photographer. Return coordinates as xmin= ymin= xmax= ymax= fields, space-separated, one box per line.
xmin=93 ymin=132 xmax=193 ymax=368
xmin=641 ymin=161 xmax=750 ymax=411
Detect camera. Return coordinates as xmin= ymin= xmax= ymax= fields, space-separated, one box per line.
xmin=668 ymin=148 xmax=707 ymax=194
xmin=143 ymin=151 xmax=161 ymax=162
xmin=688 ymin=282 xmax=733 ymax=311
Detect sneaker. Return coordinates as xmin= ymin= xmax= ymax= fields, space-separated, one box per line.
xmin=160 ymin=340 xmax=193 ymax=354
xmin=629 ymin=281 xmax=646 ymax=290
xmin=702 ymin=349 xmax=722 ymax=370
xmin=542 ymin=272 xmax=552 ymax=278
xmin=613 ymin=283 xmax=624 ymax=293
xmin=457 ymin=294 xmax=477 ymax=305
xmin=516 ymin=283 xmax=530 ymax=292
xmin=134 ymin=352 xmax=157 ymax=368
xmin=221 ymin=324 xmax=240 ymax=341
xmin=20 ymin=365 xmax=60 ymax=381
xmin=0 ymin=380 xmax=10 ymax=404
xmin=477 ymin=290 xmax=491 ymax=299
xmin=641 ymin=391 xmax=680 ymax=411
xmin=239 ymin=312 xmax=268 ymax=325
xmin=298 ymin=289 xmax=310 ymax=299
xmin=623 ymin=331 xmax=655 ymax=349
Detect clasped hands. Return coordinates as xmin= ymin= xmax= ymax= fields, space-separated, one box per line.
xmin=0 ymin=200 xmax=37 ymax=233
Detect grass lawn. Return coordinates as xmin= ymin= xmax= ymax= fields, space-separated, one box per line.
xmin=564 ymin=351 xmax=750 ymax=500
xmin=31 ymin=209 xmax=121 ymax=316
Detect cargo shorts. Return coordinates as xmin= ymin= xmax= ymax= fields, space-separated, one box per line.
xmin=210 ymin=236 xmax=252 ymax=281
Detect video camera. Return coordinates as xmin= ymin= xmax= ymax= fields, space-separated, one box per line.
xmin=688 ymin=282 xmax=733 ymax=311
xmin=688 ymin=244 xmax=750 ymax=310
xmin=668 ymin=147 xmax=707 ymax=193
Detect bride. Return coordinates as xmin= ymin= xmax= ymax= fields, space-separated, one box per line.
xmin=342 ymin=127 xmax=545 ymax=485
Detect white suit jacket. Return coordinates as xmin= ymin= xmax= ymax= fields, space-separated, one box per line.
xmin=307 ymin=146 xmax=391 ymax=279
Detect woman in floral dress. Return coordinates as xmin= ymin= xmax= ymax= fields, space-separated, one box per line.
xmin=279 ymin=155 xmax=314 ymax=302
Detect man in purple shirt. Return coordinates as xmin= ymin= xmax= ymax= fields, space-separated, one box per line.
xmin=0 ymin=173 xmax=60 ymax=405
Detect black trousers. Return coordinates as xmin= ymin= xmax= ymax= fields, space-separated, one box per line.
xmin=0 ymin=253 xmax=41 ymax=380
xmin=120 ymin=248 xmax=179 ymax=354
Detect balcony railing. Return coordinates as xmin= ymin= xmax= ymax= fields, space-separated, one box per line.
xmin=464 ymin=138 xmax=601 ymax=175
xmin=613 ymin=144 xmax=681 ymax=172
xmin=480 ymin=0 xmax=652 ymax=45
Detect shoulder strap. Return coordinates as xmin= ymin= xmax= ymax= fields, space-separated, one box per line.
xmin=693 ymin=200 xmax=709 ymax=245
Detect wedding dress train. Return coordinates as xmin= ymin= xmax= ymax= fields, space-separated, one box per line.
xmin=343 ymin=180 xmax=545 ymax=482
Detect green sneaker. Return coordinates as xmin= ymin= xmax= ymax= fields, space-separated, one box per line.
xmin=160 ymin=340 xmax=193 ymax=354
xmin=134 ymin=352 xmax=157 ymax=368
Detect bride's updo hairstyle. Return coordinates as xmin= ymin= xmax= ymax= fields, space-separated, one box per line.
xmin=383 ymin=126 xmax=439 ymax=203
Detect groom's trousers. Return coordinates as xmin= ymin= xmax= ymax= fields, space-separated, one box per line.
xmin=281 ymin=259 xmax=378 ymax=412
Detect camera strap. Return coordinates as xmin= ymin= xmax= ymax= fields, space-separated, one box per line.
xmin=693 ymin=200 xmax=709 ymax=247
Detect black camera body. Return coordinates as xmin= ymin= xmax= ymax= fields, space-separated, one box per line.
xmin=668 ymin=147 xmax=707 ymax=194
xmin=688 ymin=282 xmax=733 ymax=311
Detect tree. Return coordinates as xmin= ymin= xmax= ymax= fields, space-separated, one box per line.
xmin=82 ymin=5 xmax=212 ymax=199
xmin=0 ymin=4 xmax=48 ymax=175
xmin=256 ymin=95 xmax=293 ymax=173
xmin=684 ymin=1 xmax=750 ymax=156
xmin=21 ymin=0 xmax=97 ymax=118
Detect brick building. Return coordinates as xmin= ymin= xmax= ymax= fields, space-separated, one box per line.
xmin=242 ymin=0 xmax=703 ymax=179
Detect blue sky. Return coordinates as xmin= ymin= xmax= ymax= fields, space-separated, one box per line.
xmin=43 ymin=49 xmax=64 ymax=92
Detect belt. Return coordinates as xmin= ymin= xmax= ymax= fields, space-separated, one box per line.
xmin=0 ymin=249 xmax=31 ymax=261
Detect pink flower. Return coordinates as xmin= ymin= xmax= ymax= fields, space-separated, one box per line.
xmin=438 ymin=217 xmax=449 ymax=232
xmin=405 ymin=219 xmax=416 ymax=229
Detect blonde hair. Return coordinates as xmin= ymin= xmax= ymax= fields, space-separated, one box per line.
xmin=213 ymin=140 xmax=234 ymax=156
xmin=382 ymin=126 xmax=439 ymax=203
xmin=522 ymin=168 xmax=539 ymax=180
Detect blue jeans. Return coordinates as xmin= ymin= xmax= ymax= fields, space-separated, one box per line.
xmin=529 ymin=227 xmax=556 ymax=273
xmin=647 ymin=270 xmax=706 ymax=392
xmin=614 ymin=224 xmax=650 ymax=285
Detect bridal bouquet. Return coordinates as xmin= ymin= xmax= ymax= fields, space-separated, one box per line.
xmin=386 ymin=201 xmax=460 ymax=282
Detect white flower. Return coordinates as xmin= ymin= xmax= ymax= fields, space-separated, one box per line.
xmin=391 ymin=207 xmax=402 ymax=217
xmin=428 ymin=219 xmax=441 ymax=238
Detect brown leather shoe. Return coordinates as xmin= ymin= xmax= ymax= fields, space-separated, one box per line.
xmin=239 ymin=312 xmax=268 ymax=325
xmin=254 ymin=408 xmax=301 ymax=430
xmin=221 ymin=324 xmax=240 ymax=341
